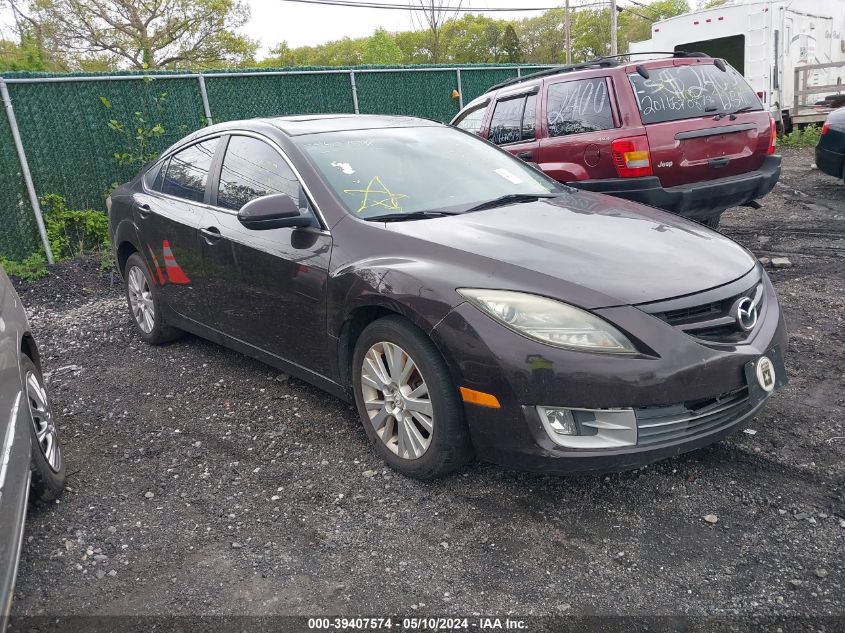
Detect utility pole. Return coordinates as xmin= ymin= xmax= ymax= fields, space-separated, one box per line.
xmin=610 ymin=0 xmax=617 ymax=56
xmin=564 ymin=0 xmax=571 ymax=64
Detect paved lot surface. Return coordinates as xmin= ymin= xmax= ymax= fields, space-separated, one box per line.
xmin=9 ymin=148 xmax=845 ymax=618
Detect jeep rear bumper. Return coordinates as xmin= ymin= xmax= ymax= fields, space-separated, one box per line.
xmin=573 ymin=155 xmax=782 ymax=220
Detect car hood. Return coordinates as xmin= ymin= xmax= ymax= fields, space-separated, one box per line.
xmin=386 ymin=192 xmax=756 ymax=306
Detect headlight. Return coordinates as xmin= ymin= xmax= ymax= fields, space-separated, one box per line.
xmin=457 ymin=289 xmax=636 ymax=354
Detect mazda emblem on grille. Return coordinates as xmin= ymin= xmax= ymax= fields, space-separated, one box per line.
xmin=732 ymin=296 xmax=758 ymax=331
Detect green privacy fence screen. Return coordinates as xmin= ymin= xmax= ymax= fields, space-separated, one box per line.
xmin=0 ymin=63 xmax=552 ymax=262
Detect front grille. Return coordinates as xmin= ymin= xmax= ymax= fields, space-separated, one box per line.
xmin=637 ymin=267 xmax=764 ymax=344
xmin=662 ymin=300 xmax=722 ymax=324
xmin=635 ymin=387 xmax=752 ymax=446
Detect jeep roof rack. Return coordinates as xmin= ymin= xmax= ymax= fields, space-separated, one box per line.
xmin=484 ymin=51 xmax=712 ymax=94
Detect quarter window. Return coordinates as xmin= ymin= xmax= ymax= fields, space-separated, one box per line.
xmin=161 ymin=139 xmax=219 ymax=202
xmin=454 ymin=104 xmax=487 ymax=135
xmin=546 ymin=79 xmax=614 ymax=137
xmin=217 ymin=136 xmax=300 ymax=211
xmin=489 ymin=94 xmax=537 ymax=145
xmin=143 ymin=160 xmax=165 ymax=191
xmin=522 ymin=96 xmax=536 ymax=140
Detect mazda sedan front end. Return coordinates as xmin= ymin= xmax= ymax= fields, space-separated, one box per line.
xmin=108 ymin=115 xmax=786 ymax=478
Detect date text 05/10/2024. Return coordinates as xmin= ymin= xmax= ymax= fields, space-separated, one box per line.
xmin=307 ymin=617 xmax=528 ymax=631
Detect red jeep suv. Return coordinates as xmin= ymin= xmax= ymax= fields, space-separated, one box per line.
xmin=451 ymin=54 xmax=780 ymax=227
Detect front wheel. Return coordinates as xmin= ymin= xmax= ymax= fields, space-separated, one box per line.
xmin=702 ymin=215 xmax=721 ymax=229
xmin=22 ymin=355 xmax=65 ymax=503
xmin=352 ymin=315 xmax=474 ymax=479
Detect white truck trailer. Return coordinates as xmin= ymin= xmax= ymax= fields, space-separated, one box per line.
xmin=629 ymin=0 xmax=845 ymax=130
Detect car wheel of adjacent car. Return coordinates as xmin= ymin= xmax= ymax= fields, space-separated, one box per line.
xmin=352 ymin=315 xmax=474 ymax=479
xmin=22 ymin=355 xmax=65 ymax=503
xmin=124 ymin=252 xmax=181 ymax=345
xmin=703 ymin=215 xmax=721 ymax=229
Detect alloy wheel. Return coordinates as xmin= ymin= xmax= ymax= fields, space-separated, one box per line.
xmin=26 ymin=370 xmax=61 ymax=472
xmin=360 ymin=341 xmax=433 ymax=460
xmin=127 ymin=265 xmax=155 ymax=333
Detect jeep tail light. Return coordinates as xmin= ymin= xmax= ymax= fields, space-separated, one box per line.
xmin=767 ymin=116 xmax=777 ymax=155
xmin=612 ymin=136 xmax=652 ymax=178
xmin=821 ymin=120 xmax=830 ymax=135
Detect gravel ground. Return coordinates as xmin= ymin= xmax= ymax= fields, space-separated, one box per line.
xmin=8 ymin=148 xmax=845 ymax=620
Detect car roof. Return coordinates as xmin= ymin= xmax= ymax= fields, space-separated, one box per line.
xmin=261 ymin=114 xmax=442 ymax=136
xmin=154 ymin=114 xmax=445 ymax=163
xmin=482 ymin=53 xmax=716 ymax=96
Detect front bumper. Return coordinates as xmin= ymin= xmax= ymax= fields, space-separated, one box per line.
xmin=574 ymin=155 xmax=782 ymax=220
xmin=430 ymin=274 xmax=787 ymax=475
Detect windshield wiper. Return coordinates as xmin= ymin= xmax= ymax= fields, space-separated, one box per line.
xmin=463 ymin=193 xmax=560 ymax=214
xmin=713 ymin=105 xmax=756 ymax=121
xmin=365 ymin=210 xmax=459 ymax=222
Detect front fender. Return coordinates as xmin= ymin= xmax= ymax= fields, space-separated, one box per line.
xmin=328 ymin=258 xmax=459 ymax=338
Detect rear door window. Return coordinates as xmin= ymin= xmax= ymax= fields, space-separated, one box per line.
xmin=546 ymin=78 xmax=614 ymax=137
xmin=489 ymin=94 xmax=537 ymax=145
xmin=628 ymin=63 xmax=762 ymax=124
xmin=161 ymin=139 xmax=219 ymax=203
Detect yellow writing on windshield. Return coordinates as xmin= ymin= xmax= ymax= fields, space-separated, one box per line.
xmin=344 ymin=176 xmax=408 ymax=214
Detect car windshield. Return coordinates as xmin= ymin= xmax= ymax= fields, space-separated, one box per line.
xmin=297 ymin=126 xmax=559 ymax=219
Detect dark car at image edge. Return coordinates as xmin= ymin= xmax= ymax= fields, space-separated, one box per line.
xmin=815 ymin=107 xmax=845 ymax=184
xmin=0 ymin=267 xmax=65 ymax=631
xmin=451 ymin=53 xmax=781 ymax=227
xmin=107 ymin=114 xmax=787 ymax=479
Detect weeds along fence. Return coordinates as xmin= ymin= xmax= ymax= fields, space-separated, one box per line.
xmin=0 ymin=63 xmax=552 ymax=262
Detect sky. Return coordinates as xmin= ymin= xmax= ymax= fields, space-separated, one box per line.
xmin=0 ymin=0 xmax=670 ymax=59
xmin=246 ymin=0 xmax=575 ymax=53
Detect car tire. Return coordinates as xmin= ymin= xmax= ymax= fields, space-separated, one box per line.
xmin=352 ymin=315 xmax=474 ymax=479
xmin=22 ymin=355 xmax=65 ymax=503
xmin=123 ymin=252 xmax=181 ymax=345
xmin=703 ymin=215 xmax=721 ymax=229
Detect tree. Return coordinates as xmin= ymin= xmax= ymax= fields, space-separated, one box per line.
xmin=2 ymin=0 xmax=68 ymax=70
xmin=23 ymin=0 xmax=257 ymax=69
xmin=0 ymin=32 xmax=50 ymax=70
xmin=516 ymin=8 xmax=568 ymax=64
xmin=394 ymin=30 xmax=430 ymax=64
xmin=412 ymin=0 xmax=463 ymax=63
xmin=501 ymin=24 xmax=522 ymax=63
xmin=362 ymin=29 xmax=403 ymax=65
xmin=618 ymin=0 xmax=690 ymax=52
xmin=442 ymin=14 xmax=507 ymax=63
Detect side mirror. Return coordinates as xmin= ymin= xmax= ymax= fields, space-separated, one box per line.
xmin=237 ymin=193 xmax=314 ymax=230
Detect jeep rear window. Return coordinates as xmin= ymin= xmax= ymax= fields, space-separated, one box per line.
xmin=628 ymin=64 xmax=761 ymax=124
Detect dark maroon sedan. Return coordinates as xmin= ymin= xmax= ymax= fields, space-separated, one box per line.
xmin=107 ymin=115 xmax=787 ymax=479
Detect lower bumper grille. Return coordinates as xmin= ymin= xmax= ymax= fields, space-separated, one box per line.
xmin=635 ymin=387 xmax=752 ymax=446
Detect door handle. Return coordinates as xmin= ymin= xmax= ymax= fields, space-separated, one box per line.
xmin=709 ymin=157 xmax=730 ymax=169
xmin=136 ymin=203 xmax=152 ymax=218
xmin=200 ymin=226 xmax=222 ymax=243
xmin=517 ymin=152 xmax=533 ymax=161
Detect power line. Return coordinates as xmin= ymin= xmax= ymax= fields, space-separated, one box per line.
xmin=278 ymin=0 xmax=611 ymax=12
xmin=618 ymin=0 xmax=660 ymax=21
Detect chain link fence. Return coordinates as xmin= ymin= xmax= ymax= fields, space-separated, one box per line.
xmin=0 ymin=64 xmax=551 ymax=262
